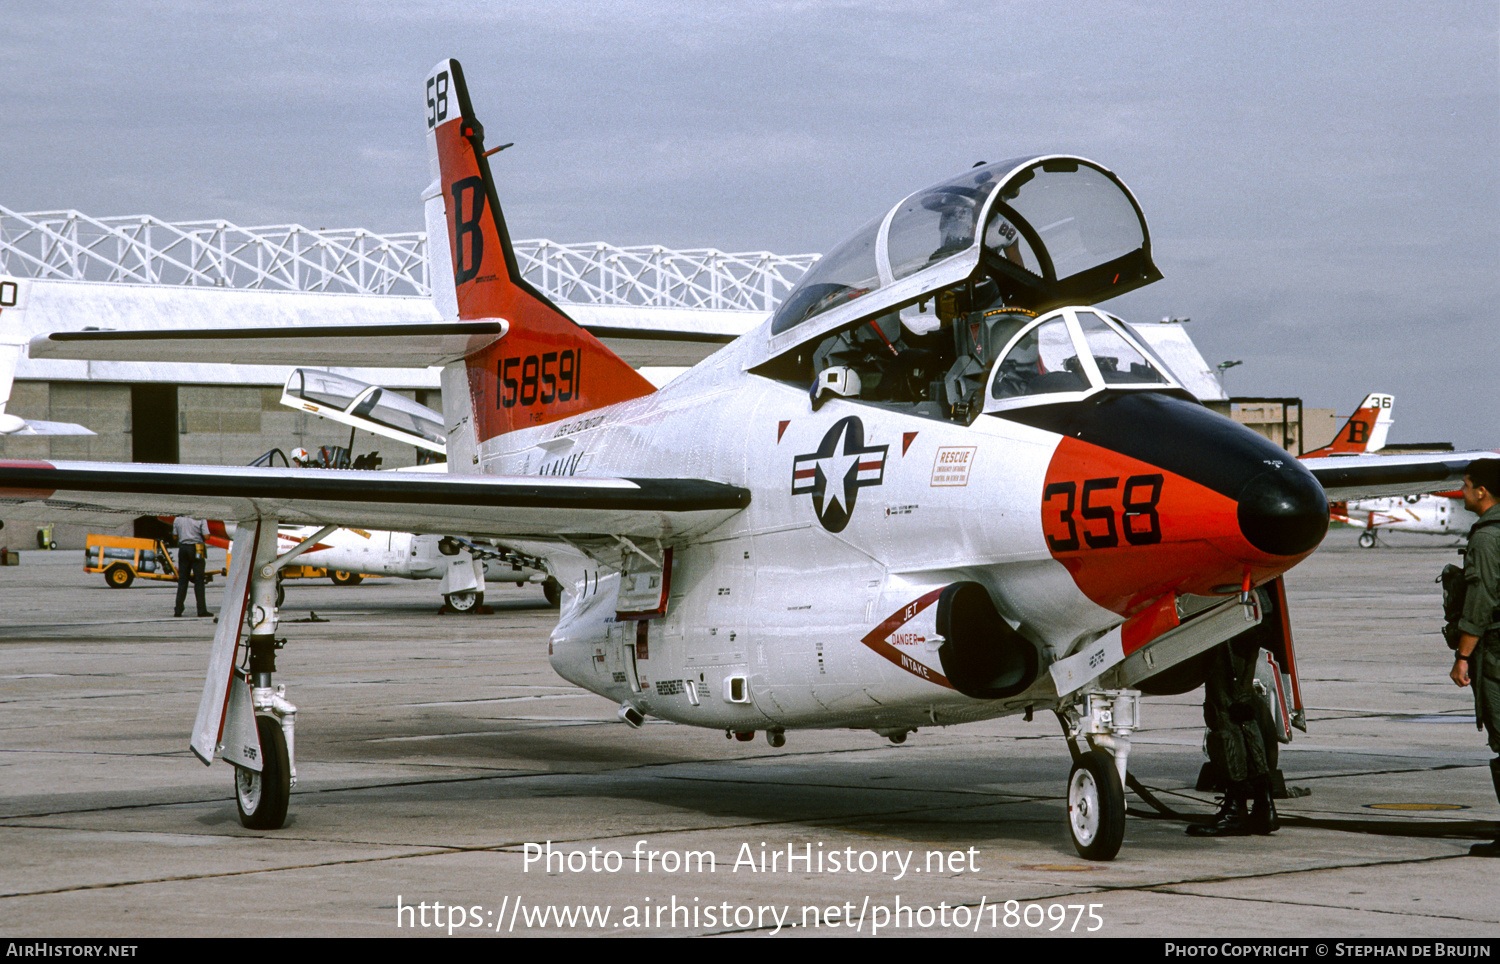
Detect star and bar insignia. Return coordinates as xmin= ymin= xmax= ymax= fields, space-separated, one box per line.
xmin=792 ymin=416 xmax=888 ymax=533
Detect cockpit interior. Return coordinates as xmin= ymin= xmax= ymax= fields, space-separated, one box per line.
xmin=751 ymin=155 xmax=1175 ymax=425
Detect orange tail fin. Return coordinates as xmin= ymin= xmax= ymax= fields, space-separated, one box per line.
xmin=425 ymin=59 xmax=653 ymax=444
xmin=1300 ymin=392 xmax=1393 ymax=458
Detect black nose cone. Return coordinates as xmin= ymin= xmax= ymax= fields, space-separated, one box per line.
xmin=1237 ymin=468 xmax=1329 ymax=556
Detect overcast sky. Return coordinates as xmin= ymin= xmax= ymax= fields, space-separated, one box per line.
xmin=3 ymin=1 xmax=1496 ymax=447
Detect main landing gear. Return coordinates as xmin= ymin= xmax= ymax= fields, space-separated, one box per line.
xmin=1358 ymin=530 xmax=1377 ymax=549
xmin=236 ymin=693 xmax=293 ymax=829
xmin=196 ymin=521 xmax=332 ymax=831
xmin=1057 ymin=689 xmax=1139 ymax=861
xmin=230 ymin=537 xmax=312 ymax=830
xmin=443 ymin=589 xmax=483 ymax=612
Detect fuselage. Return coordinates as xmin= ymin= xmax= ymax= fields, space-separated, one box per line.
xmin=277 ymin=526 xmax=541 ymax=584
xmin=461 ymin=323 xmax=1328 ymax=734
xmin=1341 ymin=493 xmax=1474 ymax=539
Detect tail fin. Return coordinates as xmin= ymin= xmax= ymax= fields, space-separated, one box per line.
xmin=1301 ymin=392 xmax=1394 ymax=458
xmin=1 ymin=298 xmax=93 ymax=436
xmin=424 ymin=59 xmax=653 ymax=452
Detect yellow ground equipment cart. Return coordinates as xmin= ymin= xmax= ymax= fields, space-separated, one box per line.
xmin=83 ymin=534 xmax=210 ymax=589
xmin=84 ymin=534 xmax=343 ymax=600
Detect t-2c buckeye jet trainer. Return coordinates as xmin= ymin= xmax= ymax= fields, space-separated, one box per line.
xmin=0 ymin=59 xmax=1486 ymax=860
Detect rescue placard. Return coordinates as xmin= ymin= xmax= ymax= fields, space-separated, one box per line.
xmin=930 ymin=446 xmax=976 ymax=486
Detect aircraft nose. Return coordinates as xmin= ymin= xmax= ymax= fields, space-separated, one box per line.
xmin=1049 ymin=392 xmax=1331 ymax=563
xmin=1236 ymin=467 xmax=1329 ymax=556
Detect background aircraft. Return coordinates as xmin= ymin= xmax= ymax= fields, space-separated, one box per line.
xmin=1309 ymin=394 xmax=1477 ymax=547
xmin=1301 ymin=392 xmax=1394 ymax=459
xmin=1337 ymin=490 xmax=1474 ymax=549
xmin=0 ymin=308 xmax=90 ymax=437
xmin=273 ymin=525 xmax=559 ymax=609
xmin=0 ymin=60 xmax=1484 ymax=860
xmin=274 ymin=368 xmax=557 ymax=607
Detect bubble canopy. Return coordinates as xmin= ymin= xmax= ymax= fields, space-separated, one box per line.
xmin=982 ymin=307 xmax=1180 ymax=415
xmin=763 ymin=155 xmax=1159 ymax=362
xmin=281 ymin=368 xmax=446 ymax=453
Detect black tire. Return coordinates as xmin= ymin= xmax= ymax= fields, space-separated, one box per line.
xmin=235 ymin=715 xmax=290 ymax=830
xmin=104 ymin=564 xmax=135 ymax=589
xmin=543 ymin=577 xmax=562 ymax=607
xmin=1067 ymin=749 xmax=1125 ymax=861
xmin=1358 ymin=531 xmax=1376 ymax=549
xmin=275 ymin=582 xmax=286 ymax=608
xmin=445 ymin=589 xmax=483 ymax=613
xmin=329 ymin=570 xmax=363 ymax=587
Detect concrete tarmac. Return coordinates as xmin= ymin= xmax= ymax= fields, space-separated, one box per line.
xmin=1 ymin=529 xmax=1496 ymax=938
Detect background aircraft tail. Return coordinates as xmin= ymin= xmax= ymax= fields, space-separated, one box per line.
xmin=0 ymin=310 xmax=93 ymax=437
xmin=1301 ymin=392 xmax=1393 ymax=458
xmin=424 ymin=59 xmax=653 ymax=465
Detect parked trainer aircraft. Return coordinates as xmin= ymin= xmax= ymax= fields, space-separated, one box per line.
xmin=274 ymin=524 xmax=559 ymax=609
xmin=1301 ymin=392 xmax=1394 ymax=460
xmin=0 ymin=297 xmax=91 ymax=437
xmin=1338 ymin=492 xmax=1475 ymax=548
xmin=275 ymin=368 xmax=557 ymax=606
xmin=1302 ymin=394 xmax=1476 ymax=547
xmin=0 ymin=61 xmax=1488 ymax=859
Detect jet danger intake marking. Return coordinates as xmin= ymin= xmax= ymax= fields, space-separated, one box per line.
xmin=861 ymin=588 xmax=953 ymax=688
xmin=792 ymin=416 xmax=888 ymax=533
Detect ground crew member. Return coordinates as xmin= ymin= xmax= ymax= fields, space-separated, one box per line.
xmin=172 ymin=516 xmax=212 ymax=618
xmin=1450 ymin=458 xmax=1500 ymax=857
xmin=1186 ymin=635 xmax=1280 ymax=837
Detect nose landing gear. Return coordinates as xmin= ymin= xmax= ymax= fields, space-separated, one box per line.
xmin=1057 ymin=689 xmax=1139 ymax=861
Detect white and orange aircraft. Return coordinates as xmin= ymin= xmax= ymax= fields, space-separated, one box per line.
xmin=1301 ymin=392 xmax=1395 ymax=460
xmin=271 ymin=525 xmax=557 ymax=609
xmin=0 ymin=61 xmax=1487 ymax=859
xmin=1304 ymin=394 xmax=1478 ymax=547
xmin=1340 ymin=492 xmax=1476 ymax=548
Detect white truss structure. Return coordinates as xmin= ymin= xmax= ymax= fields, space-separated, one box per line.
xmin=0 ymin=207 xmax=429 ymax=297
xmin=0 ymin=206 xmax=817 ymax=311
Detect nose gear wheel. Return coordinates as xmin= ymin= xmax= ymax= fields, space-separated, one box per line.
xmin=1068 ymin=749 xmax=1124 ymax=860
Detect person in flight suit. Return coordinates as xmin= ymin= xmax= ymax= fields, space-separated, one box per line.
xmin=1450 ymin=458 xmax=1500 ymax=858
xmin=1186 ymin=634 xmax=1281 ymax=837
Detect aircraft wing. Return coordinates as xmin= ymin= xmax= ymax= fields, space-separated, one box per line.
xmin=1303 ymin=451 xmax=1492 ymax=502
xmin=0 ymin=460 xmax=749 ymax=541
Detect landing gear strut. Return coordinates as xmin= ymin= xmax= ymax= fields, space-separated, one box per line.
xmin=1057 ymin=689 xmax=1139 ymax=861
xmin=192 ymin=519 xmax=330 ymax=831
xmin=230 ymin=537 xmax=308 ymax=830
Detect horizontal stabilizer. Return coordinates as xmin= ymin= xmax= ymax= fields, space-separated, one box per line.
xmin=0 ymin=417 xmax=94 ymax=436
xmin=27 ymin=322 xmax=506 ymax=368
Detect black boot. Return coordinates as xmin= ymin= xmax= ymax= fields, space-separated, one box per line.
xmin=1187 ymin=784 xmax=1251 ymax=837
xmin=1471 ymin=760 xmax=1500 ymax=857
xmin=1248 ymin=777 xmax=1280 ymax=835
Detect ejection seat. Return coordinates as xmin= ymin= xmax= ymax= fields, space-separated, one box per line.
xmin=942 ymin=307 xmax=1037 ymax=421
